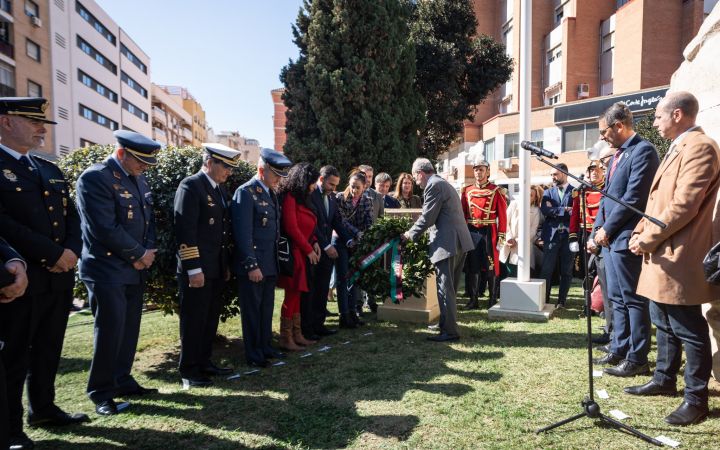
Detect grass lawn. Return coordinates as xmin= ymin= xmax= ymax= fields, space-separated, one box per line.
xmin=26 ymin=283 xmax=720 ymax=449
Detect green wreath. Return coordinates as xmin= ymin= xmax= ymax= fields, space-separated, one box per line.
xmin=349 ymin=216 xmax=433 ymax=301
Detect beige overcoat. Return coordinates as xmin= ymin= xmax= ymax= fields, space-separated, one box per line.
xmin=633 ymin=128 xmax=720 ymax=305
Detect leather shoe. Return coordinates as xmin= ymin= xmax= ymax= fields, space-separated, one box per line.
xmin=201 ymin=363 xmax=233 ymax=376
xmin=28 ymin=409 xmax=90 ymax=427
xmin=316 ymin=326 xmax=337 ymax=336
xmin=592 ymin=353 xmax=623 ymax=365
xmin=664 ymin=401 xmax=708 ymax=426
xmin=247 ymin=359 xmax=270 ymax=368
xmin=8 ymin=432 xmax=34 ymax=450
xmin=604 ymin=360 xmax=650 ymax=377
xmin=304 ymin=332 xmax=321 ymax=341
xmin=594 ymin=344 xmax=611 ymax=354
xmin=264 ymin=348 xmax=286 ymax=359
xmin=182 ymin=376 xmax=213 ymax=388
xmin=624 ymin=380 xmax=677 ymax=397
xmin=592 ymin=332 xmax=611 ymax=345
xmin=95 ymin=399 xmax=129 ymax=416
xmin=121 ymin=385 xmax=158 ymax=396
xmin=427 ymin=333 xmax=460 ymax=342
xmin=465 ymin=298 xmax=479 ymax=309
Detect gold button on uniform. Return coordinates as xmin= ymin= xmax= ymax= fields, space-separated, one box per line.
xmin=106 ymin=252 xmax=112 ymax=256
xmin=53 ymin=221 xmax=58 ymax=227
xmin=44 ymin=191 xmax=50 ymax=196
xmin=48 ymin=206 xmax=54 ymax=211
xmin=15 ymin=187 xmax=21 ymax=192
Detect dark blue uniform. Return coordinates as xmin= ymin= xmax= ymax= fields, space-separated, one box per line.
xmin=0 ymin=146 xmax=82 ymax=436
xmin=231 ymin=177 xmax=280 ymax=365
xmin=174 ymin=171 xmax=232 ymax=379
xmin=539 ymin=184 xmax=575 ymax=306
xmin=76 ymin=156 xmax=156 ymax=403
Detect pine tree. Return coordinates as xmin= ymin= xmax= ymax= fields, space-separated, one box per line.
xmin=411 ymin=0 xmax=513 ymax=159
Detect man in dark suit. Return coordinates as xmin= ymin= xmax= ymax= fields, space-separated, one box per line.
xmin=76 ymin=130 xmax=161 ymax=416
xmin=174 ymin=144 xmax=241 ymax=388
xmin=539 ymin=162 xmax=576 ymax=308
xmin=305 ymin=165 xmax=358 ymax=337
xmin=374 ymin=172 xmax=401 ymax=209
xmin=1 ymin=236 xmax=28 ymax=450
xmin=0 ymin=98 xmax=88 ymax=449
xmin=231 ymin=148 xmax=292 ymax=367
xmin=592 ymin=102 xmax=659 ymax=377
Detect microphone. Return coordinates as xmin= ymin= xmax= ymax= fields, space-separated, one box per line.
xmin=521 ymin=141 xmax=558 ymax=159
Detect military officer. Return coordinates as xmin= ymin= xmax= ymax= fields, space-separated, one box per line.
xmin=0 ymin=98 xmax=88 ymax=449
xmin=76 ymin=130 xmax=160 ymax=416
xmin=461 ymin=158 xmax=507 ymax=309
xmin=175 ymin=143 xmax=241 ymax=388
xmin=231 ymin=148 xmax=291 ymax=368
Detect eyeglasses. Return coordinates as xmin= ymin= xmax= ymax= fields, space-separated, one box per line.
xmin=600 ymin=123 xmax=616 ymax=136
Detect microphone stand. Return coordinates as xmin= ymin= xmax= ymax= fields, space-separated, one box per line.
xmin=530 ymin=149 xmax=665 ymax=446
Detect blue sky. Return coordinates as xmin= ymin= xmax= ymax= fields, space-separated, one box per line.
xmin=96 ymin=0 xmax=305 ymax=148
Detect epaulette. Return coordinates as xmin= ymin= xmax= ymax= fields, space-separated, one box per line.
xmin=498 ymin=187 xmax=507 ymax=196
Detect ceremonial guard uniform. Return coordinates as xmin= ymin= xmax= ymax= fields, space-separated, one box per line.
xmin=175 ymin=144 xmax=241 ymax=387
xmin=461 ymin=160 xmax=507 ymax=308
xmin=569 ymin=161 xmax=605 ymax=276
xmin=76 ymin=130 xmax=160 ymax=415
xmin=0 ymin=98 xmax=88 ymax=448
xmin=231 ymin=148 xmax=291 ymax=367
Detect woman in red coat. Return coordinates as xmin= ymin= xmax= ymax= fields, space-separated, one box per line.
xmin=276 ymin=163 xmax=321 ymax=351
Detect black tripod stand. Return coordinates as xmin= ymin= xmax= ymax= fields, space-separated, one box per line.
xmin=526 ymin=146 xmax=666 ymax=446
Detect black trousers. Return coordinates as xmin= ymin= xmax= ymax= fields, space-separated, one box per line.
xmin=178 ymin=274 xmax=225 ymax=378
xmin=465 ymin=226 xmax=497 ymax=305
xmin=238 ymin=275 xmax=276 ymax=364
xmin=1 ymin=353 xmax=8 ymax=450
xmin=0 ymin=289 xmax=72 ymax=435
xmin=85 ymin=282 xmax=145 ymax=404
xmin=306 ymin=253 xmax=333 ymax=333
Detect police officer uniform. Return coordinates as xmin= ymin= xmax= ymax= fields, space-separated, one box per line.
xmin=175 ymin=144 xmax=240 ymax=387
xmin=231 ymin=148 xmax=291 ymax=367
xmin=0 ymin=98 xmax=88 ymax=445
xmin=460 ymin=159 xmax=507 ymax=309
xmin=76 ymin=130 xmax=160 ymax=415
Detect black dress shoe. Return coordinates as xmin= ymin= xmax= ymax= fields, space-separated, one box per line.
xmin=592 ymin=333 xmax=611 ymax=345
xmin=624 ymin=380 xmax=678 ymax=397
xmin=28 ymin=409 xmax=90 ymax=427
xmin=664 ymin=400 xmax=709 ymax=426
xmin=592 ymin=352 xmax=623 ymax=365
xmin=8 ymin=432 xmax=34 ymax=450
xmin=201 ymin=363 xmax=233 ymax=376
xmin=304 ymin=332 xmax=321 ymax=341
xmin=465 ymin=298 xmax=479 ymax=309
xmin=247 ymin=359 xmax=271 ymax=368
xmin=316 ymin=327 xmax=338 ymax=336
xmin=604 ymin=360 xmax=650 ymax=377
xmin=427 ymin=333 xmax=460 ymax=342
xmin=264 ymin=348 xmax=287 ymax=359
xmin=182 ymin=376 xmax=213 ymax=388
xmin=594 ymin=344 xmax=611 ymax=354
xmin=95 ymin=399 xmax=125 ymax=416
xmin=122 ymin=385 xmax=158 ymax=396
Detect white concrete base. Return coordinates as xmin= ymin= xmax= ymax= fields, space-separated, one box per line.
xmin=487 ymin=278 xmax=553 ymax=322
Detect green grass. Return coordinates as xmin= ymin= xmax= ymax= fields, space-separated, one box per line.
xmin=26 ymin=284 xmax=720 ymax=449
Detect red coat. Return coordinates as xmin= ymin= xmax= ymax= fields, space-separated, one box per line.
xmin=277 ymin=193 xmax=317 ymax=292
xmin=461 ymin=182 xmax=507 ymax=276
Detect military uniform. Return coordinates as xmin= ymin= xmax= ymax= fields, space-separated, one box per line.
xmin=461 ymin=180 xmax=507 ymax=307
xmin=0 ymin=98 xmax=86 ymax=441
xmin=76 ymin=131 xmax=160 ymax=411
xmin=231 ymin=148 xmax=291 ymax=367
xmin=175 ymin=144 xmax=240 ymax=385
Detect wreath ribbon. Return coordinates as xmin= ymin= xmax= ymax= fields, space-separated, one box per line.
xmin=348 ymin=237 xmax=404 ymax=303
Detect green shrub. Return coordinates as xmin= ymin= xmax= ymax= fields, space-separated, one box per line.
xmin=58 ymin=145 xmax=255 ymax=320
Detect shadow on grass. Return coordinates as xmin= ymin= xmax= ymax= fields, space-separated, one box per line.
xmin=56 ymin=357 xmax=93 ymax=375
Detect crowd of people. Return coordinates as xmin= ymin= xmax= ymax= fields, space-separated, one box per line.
xmin=1 ymin=90 xmax=720 ymax=449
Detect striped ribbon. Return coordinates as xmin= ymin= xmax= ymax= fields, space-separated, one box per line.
xmin=348 ymin=237 xmax=404 ymax=303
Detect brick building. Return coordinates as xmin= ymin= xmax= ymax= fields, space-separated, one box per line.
xmin=271 ymin=87 xmax=287 ymax=151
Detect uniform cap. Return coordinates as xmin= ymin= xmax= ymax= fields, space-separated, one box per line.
xmin=202 ymin=143 xmax=242 ymax=168
xmin=0 ymin=97 xmax=57 ymax=124
xmin=260 ymin=148 xmax=292 ymax=177
xmin=472 ymin=156 xmax=490 ymax=168
xmin=114 ymin=130 xmax=161 ymax=165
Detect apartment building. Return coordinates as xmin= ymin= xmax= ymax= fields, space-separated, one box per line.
xmin=437 ymin=0 xmax=717 ymax=190
xmin=1 ymin=0 xmax=55 ymax=157
xmin=214 ymin=130 xmax=260 ymax=163
xmin=271 ymin=87 xmax=287 ymax=151
xmin=156 ymin=85 xmax=207 ymax=147
xmin=49 ymin=0 xmax=151 ymax=157
xmin=151 ymin=82 xmax=192 ymax=147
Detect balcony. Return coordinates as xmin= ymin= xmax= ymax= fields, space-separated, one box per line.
xmin=152 ymin=106 xmax=166 ymax=123
xmin=0 ymin=38 xmax=13 ymax=59
xmin=182 ymin=127 xmax=192 ymax=141
xmin=152 ymin=127 xmax=166 ymax=139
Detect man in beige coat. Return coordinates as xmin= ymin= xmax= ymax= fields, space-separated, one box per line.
xmin=627 ymin=91 xmax=720 ymax=426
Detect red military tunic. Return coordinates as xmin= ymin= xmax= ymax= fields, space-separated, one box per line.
xmin=569 ymin=182 xmax=604 ymax=241
xmin=461 ymin=181 xmax=507 ymax=276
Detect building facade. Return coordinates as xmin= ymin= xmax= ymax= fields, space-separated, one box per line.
xmin=214 ymin=130 xmax=260 ymax=163
xmin=156 ymin=85 xmax=208 ymax=147
xmin=151 ymin=82 xmax=192 ymax=147
xmin=49 ymin=0 xmax=151 ymax=157
xmin=1 ymin=0 xmax=55 ymax=157
xmin=271 ymin=87 xmax=287 ymax=151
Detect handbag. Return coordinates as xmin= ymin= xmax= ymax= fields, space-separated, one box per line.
xmin=278 ymin=235 xmax=294 ymax=277
xmin=702 ymin=240 xmax=720 ymax=284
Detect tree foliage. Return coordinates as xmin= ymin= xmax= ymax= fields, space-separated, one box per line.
xmin=635 ymin=109 xmax=671 ymax=159
xmin=58 ymin=145 xmax=254 ymax=320
xmin=411 ymin=0 xmax=513 ymax=159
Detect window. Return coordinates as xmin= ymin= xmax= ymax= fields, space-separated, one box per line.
xmin=120 ymin=44 xmax=147 ymax=74
xmin=27 ymin=80 xmax=41 ymax=97
xmin=0 ymin=0 xmax=11 ymax=14
xmin=0 ymin=61 xmax=15 ymax=96
xmin=80 ymin=138 xmax=96 ymax=148
xmin=504 ymin=133 xmax=520 ymax=158
xmin=26 ymin=39 xmax=40 ymax=61
xmin=562 ymin=123 xmax=600 ymax=152
xmin=547 ymin=93 xmax=560 ymax=105
xmin=79 ymin=104 xmax=118 ymax=130
xmin=531 ymin=129 xmax=544 ymax=150
xmin=77 ymin=69 xmax=117 ymax=102
xmin=77 ymin=35 xmax=116 ymax=74
xmin=76 ymin=1 xmax=116 ymax=45
xmin=122 ymin=98 xmax=148 ymax=122
xmin=121 ymin=71 xmax=148 ymax=98
xmin=484 ymin=139 xmax=496 ymax=163
xmin=25 ymin=0 xmax=38 ymax=17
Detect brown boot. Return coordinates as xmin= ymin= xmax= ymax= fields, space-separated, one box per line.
xmin=292 ymin=314 xmax=317 ymax=346
xmin=279 ymin=316 xmax=304 ymax=351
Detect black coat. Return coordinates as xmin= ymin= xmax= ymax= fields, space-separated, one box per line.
xmin=310 ymin=188 xmax=355 ymax=249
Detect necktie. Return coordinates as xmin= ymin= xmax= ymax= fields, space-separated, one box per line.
xmin=216 ymin=186 xmax=226 ymax=208
xmin=608 ymin=148 xmax=623 ymax=181
xmin=323 ymin=193 xmax=330 ymax=216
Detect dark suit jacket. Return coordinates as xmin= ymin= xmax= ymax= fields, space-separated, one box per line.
xmin=231 ymin=177 xmax=279 ymax=276
xmin=0 ymin=147 xmax=81 ymax=295
xmin=311 ymin=188 xmax=355 ymax=249
xmin=594 ymin=134 xmax=659 ymax=251
xmin=173 ymin=171 xmax=231 ymax=278
xmin=540 ymin=184 xmax=574 ymax=244
xmin=76 ymin=157 xmax=156 ymax=285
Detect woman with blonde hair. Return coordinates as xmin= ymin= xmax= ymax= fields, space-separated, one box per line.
xmin=392 ymin=172 xmax=422 ymax=208
xmin=499 ymin=185 xmax=543 ymax=277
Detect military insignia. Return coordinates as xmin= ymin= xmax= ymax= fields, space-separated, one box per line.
xmin=262 ymin=217 xmax=268 ymax=227
xmin=62 ymin=197 xmax=68 ymax=207
xmin=252 ymin=194 xmax=258 ymax=200
xmin=128 ymin=210 xmax=134 ymax=220
xmin=209 ymin=218 xmax=215 ymax=225
xmin=256 ymin=186 xmax=263 ymax=193
xmin=3 ymin=169 xmax=17 ymax=182
xmin=112 ymin=183 xmax=123 ymax=190
xmin=260 ymin=201 xmax=268 ymax=206
xmin=49 ymin=178 xmax=65 ymax=184
xmin=120 ymin=192 xmax=133 ymax=199
xmin=113 ymin=171 xmax=122 ymax=180
xmin=144 ymin=192 xmax=152 ymax=198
